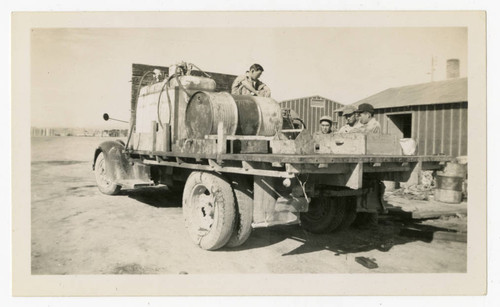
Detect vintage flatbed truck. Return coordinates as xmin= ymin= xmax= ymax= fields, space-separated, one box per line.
xmin=92 ymin=62 xmax=451 ymax=250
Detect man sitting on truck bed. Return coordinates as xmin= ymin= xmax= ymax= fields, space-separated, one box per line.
xmin=355 ymin=103 xmax=381 ymax=134
xmin=231 ymin=64 xmax=271 ymax=97
xmin=338 ymin=105 xmax=363 ymax=133
xmin=315 ymin=115 xmax=335 ymax=135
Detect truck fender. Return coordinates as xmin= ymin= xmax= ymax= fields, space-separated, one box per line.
xmin=92 ymin=140 xmax=152 ymax=186
xmin=92 ymin=140 xmax=134 ymax=182
xmin=92 ymin=140 xmax=125 ymax=170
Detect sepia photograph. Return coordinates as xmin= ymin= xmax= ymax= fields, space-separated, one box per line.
xmin=12 ymin=11 xmax=487 ymax=296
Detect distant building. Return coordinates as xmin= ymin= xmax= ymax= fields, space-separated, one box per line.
xmin=31 ymin=127 xmax=54 ymax=136
xmin=280 ymin=95 xmax=345 ymax=134
xmin=343 ymin=77 xmax=467 ymax=157
xmin=30 ymin=127 xmax=127 ymax=137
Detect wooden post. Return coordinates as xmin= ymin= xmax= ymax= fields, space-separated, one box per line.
xmin=363 ymin=134 xmax=367 ymax=155
xmin=165 ymin=123 xmax=171 ymax=152
xmin=172 ymin=87 xmax=179 ymax=142
xmin=216 ymin=121 xmax=226 ymax=163
xmin=151 ymin=121 xmax=157 ymax=157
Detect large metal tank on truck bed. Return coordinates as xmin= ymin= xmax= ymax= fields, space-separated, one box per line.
xmin=134 ymin=74 xmax=216 ymax=151
xmin=185 ymin=92 xmax=283 ymax=138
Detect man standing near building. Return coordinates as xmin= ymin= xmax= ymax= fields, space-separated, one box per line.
xmin=338 ymin=105 xmax=362 ymax=133
xmin=315 ymin=115 xmax=334 ymax=135
xmin=356 ymin=103 xmax=381 ymax=134
xmin=231 ymin=64 xmax=271 ymax=97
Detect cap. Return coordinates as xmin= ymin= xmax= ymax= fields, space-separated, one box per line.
xmin=341 ymin=105 xmax=358 ymax=116
xmin=356 ymin=103 xmax=375 ymax=114
xmin=319 ymin=115 xmax=333 ymax=124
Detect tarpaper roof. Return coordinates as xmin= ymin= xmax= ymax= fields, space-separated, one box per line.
xmin=340 ymin=78 xmax=467 ymax=111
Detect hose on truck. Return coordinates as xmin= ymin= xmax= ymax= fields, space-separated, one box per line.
xmin=155 ymin=63 xmax=211 ymax=132
xmin=156 ymin=78 xmax=170 ymax=130
xmin=155 ymin=74 xmax=178 ymax=131
xmin=188 ymin=62 xmax=212 ymax=78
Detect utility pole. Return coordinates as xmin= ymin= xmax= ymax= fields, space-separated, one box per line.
xmin=426 ymin=55 xmax=436 ymax=82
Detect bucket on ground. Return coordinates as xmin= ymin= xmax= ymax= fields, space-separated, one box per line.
xmin=434 ymin=171 xmax=463 ymax=203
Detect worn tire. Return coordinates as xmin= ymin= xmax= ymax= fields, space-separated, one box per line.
xmin=182 ymin=172 xmax=236 ymax=250
xmin=337 ymin=196 xmax=358 ymax=230
xmin=300 ymin=197 xmax=346 ymax=234
xmin=226 ymin=180 xmax=254 ymax=248
xmin=94 ymin=152 xmax=121 ymax=195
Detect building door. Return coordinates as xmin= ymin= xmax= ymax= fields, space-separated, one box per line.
xmin=387 ymin=113 xmax=412 ymax=138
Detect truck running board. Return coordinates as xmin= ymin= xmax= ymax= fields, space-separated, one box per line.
xmin=115 ymin=179 xmax=156 ymax=189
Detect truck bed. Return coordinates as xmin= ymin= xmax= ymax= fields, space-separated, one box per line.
xmin=130 ymin=149 xmax=450 ymax=164
xmin=128 ymin=149 xmax=449 ymax=189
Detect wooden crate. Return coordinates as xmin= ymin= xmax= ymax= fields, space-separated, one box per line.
xmin=314 ymin=133 xmax=366 ymax=154
xmin=271 ymin=132 xmax=402 ymax=155
xmin=366 ymin=134 xmax=402 ymax=155
xmin=230 ymin=140 xmax=269 ymax=154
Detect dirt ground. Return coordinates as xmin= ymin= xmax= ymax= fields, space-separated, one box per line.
xmin=30 ymin=136 xmax=467 ymax=274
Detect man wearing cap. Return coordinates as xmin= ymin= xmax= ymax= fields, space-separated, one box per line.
xmin=315 ymin=115 xmax=334 ymax=135
xmin=338 ymin=105 xmax=363 ymax=133
xmin=356 ymin=103 xmax=381 ymax=134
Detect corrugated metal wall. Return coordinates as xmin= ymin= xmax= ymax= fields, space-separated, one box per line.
xmin=368 ymin=102 xmax=467 ymax=157
xmin=280 ymin=96 xmax=344 ymax=133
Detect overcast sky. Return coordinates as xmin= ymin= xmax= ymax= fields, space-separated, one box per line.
xmin=31 ymin=27 xmax=467 ymax=128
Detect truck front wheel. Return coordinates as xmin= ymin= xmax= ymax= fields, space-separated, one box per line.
xmin=183 ymin=172 xmax=236 ymax=250
xmin=94 ymin=152 xmax=121 ymax=195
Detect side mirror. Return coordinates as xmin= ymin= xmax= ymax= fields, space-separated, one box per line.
xmin=102 ymin=113 xmax=128 ymax=123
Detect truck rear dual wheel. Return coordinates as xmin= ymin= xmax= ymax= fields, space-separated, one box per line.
xmin=226 ymin=181 xmax=253 ymax=248
xmin=94 ymin=152 xmax=121 ymax=195
xmin=337 ymin=196 xmax=357 ymax=230
xmin=183 ymin=172 xmax=236 ymax=250
xmin=300 ymin=197 xmax=346 ymax=234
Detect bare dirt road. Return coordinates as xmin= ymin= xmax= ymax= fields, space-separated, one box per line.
xmin=31 ymin=136 xmax=467 ymax=274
